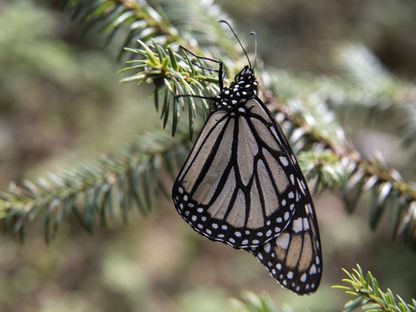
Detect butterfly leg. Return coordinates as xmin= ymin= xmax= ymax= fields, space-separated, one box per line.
xmin=179 ymin=46 xmax=225 ymax=90
xmin=175 ymin=94 xmax=215 ymax=100
xmin=179 ymin=46 xmax=221 ymax=64
xmin=191 ymin=63 xmax=220 ymax=73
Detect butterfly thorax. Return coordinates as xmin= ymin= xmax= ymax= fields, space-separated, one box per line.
xmin=214 ymin=66 xmax=258 ymax=110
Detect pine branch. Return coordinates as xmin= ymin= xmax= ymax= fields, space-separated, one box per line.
xmin=61 ymin=0 xmax=179 ymax=59
xmin=267 ymin=48 xmax=416 ymax=154
xmin=336 ymin=44 xmax=416 ymax=152
xmin=0 ymin=132 xmax=189 ymax=241
xmin=0 ymin=0 xmax=413 ymax=245
xmin=335 ymin=44 xmax=415 ymax=107
xmin=333 ymin=265 xmax=416 ymax=312
xmin=120 ymin=38 xmax=416 ymax=247
xmin=230 ymin=291 xmax=281 ymax=312
xmin=119 ymin=40 xmax=220 ymax=138
xmin=0 ymin=0 xmax=244 ymax=241
xmin=232 ymin=266 xmax=416 ymax=312
xmin=262 ymin=88 xmax=416 ymax=247
xmin=268 ymin=46 xmax=416 ymax=113
xmin=61 ymin=0 xmax=242 ymax=62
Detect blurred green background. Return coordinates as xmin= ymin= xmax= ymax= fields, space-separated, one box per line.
xmin=0 ymin=1 xmax=415 ymax=311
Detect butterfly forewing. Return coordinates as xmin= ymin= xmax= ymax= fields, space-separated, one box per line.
xmin=172 ymin=98 xmax=309 ymax=249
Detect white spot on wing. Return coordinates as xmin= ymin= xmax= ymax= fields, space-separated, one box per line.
xmin=279 ymin=156 xmax=289 ymax=166
xmin=276 ymin=233 xmax=290 ymax=249
xmin=264 ymin=242 xmax=271 ymax=253
xmin=306 ymin=203 xmax=312 ymax=215
xmin=292 ymin=218 xmax=303 ymax=233
xmin=284 ymin=212 xmax=290 ymax=221
xmin=291 ymin=154 xmax=297 ymax=164
xmin=303 ymin=218 xmax=310 ymax=230
xmin=270 ymin=127 xmax=282 ymax=145
xmin=300 ymin=273 xmax=307 ymax=282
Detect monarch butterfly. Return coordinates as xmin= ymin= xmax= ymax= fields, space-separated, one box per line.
xmin=171 ymin=20 xmax=322 ymax=295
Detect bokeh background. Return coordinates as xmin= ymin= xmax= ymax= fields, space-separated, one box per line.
xmin=0 ymin=0 xmax=415 ymax=311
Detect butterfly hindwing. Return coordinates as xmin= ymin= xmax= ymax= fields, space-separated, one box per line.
xmin=250 ymin=197 xmax=322 ymax=295
xmin=172 ymin=97 xmax=310 ymax=249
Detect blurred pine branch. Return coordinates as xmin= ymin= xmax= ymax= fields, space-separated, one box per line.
xmin=333 ymin=265 xmax=416 ymax=312
xmin=0 ymin=132 xmax=190 ymax=242
xmin=231 ymin=291 xmax=282 ymax=312
xmin=0 ymin=0 xmax=415 ymax=251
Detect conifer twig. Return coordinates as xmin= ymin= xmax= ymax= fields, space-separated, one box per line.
xmin=0 ymin=0 xmax=415 ymax=247
xmin=0 ymin=133 xmax=189 ymax=241
xmin=333 ymin=265 xmax=416 ymax=312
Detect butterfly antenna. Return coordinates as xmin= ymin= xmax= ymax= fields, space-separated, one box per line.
xmin=250 ymin=31 xmax=257 ymax=68
xmin=219 ymin=20 xmax=252 ymax=69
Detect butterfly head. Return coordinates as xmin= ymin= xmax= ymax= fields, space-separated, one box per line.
xmin=214 ymin=66 xmax=258 ymax=110
xmin=235 ymin=65 xmax=257 ymax=87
